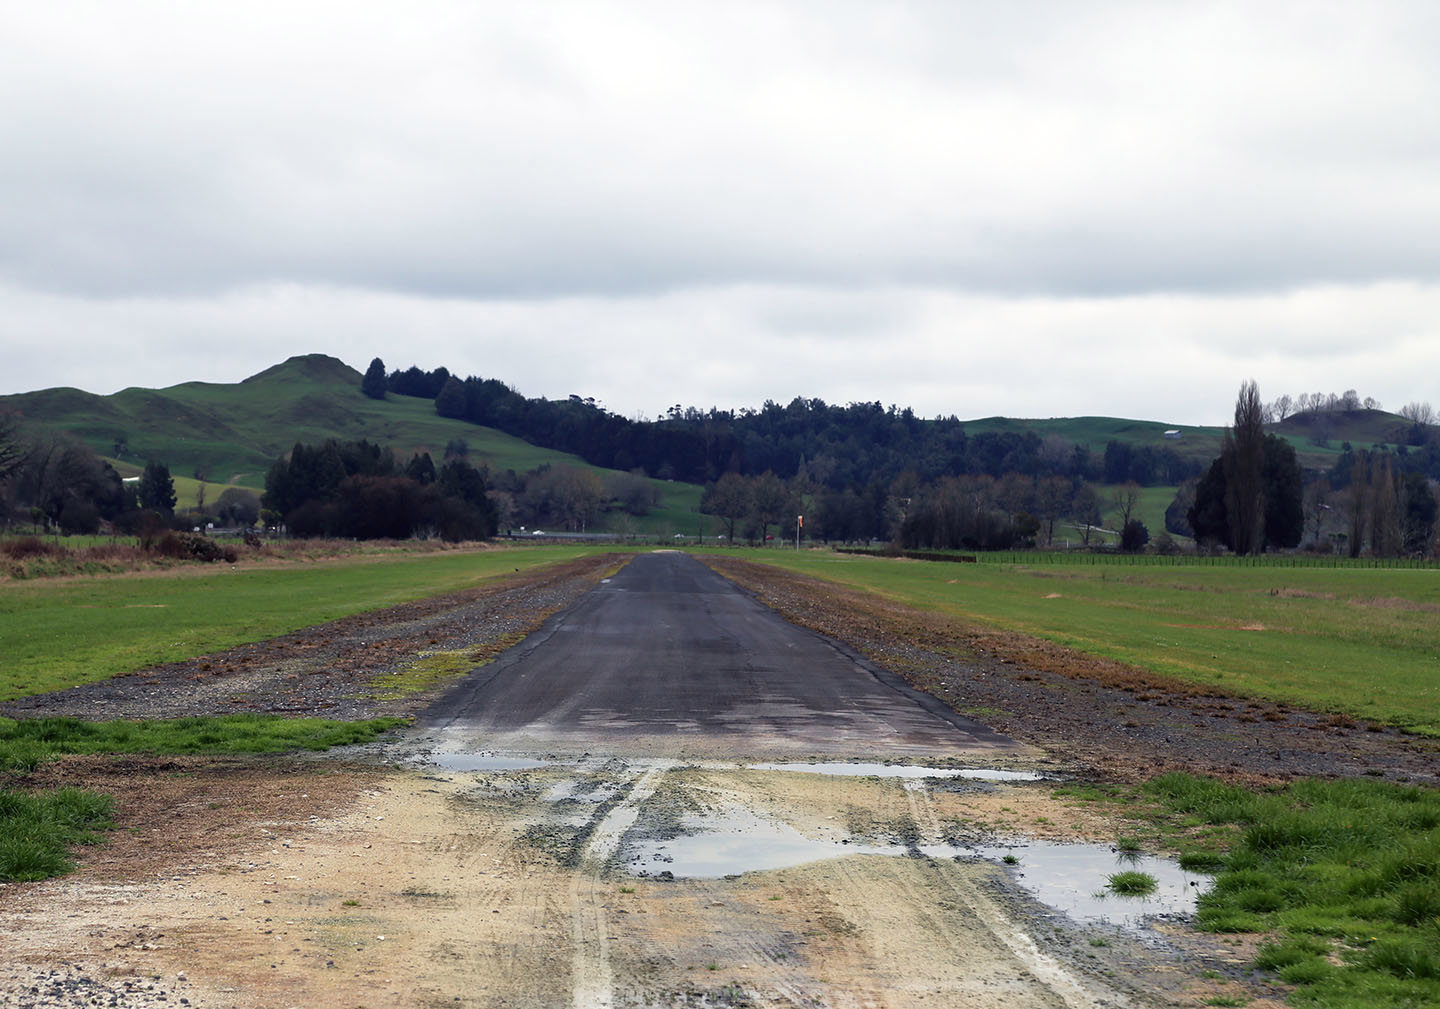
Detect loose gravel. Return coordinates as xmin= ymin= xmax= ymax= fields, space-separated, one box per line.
xmin=2 ymin=964 xmax=199 ymax=1009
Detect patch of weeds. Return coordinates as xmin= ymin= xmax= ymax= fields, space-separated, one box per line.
xmin=0 ymin=786 xmax=115 ymax=882
xmin=1115 ymin=836 xmax=1143 ymax=854
xmin=1088 ymin=937 xmax=1110 ymax=947
xmin=619 ymin=886 xmax=635 ymax=894
xmin=1179 ymin=849 xmax=1228 ymax=872
xmin=1052 ymin=783 xmax=1121 ymax=803
xmin=1107 ymin=871 xmax=1158 ymax=896
xmin=1146 ymin=772 xmax=1440 ymax=1008
xmin=341 ymin=899 xmax=361 ymax=907
xmin=1002 ymin=854 xmax=1020 ymax=865
xmin=369 ymin=647 xmax=503 ymax=700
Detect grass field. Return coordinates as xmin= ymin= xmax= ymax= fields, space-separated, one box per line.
xmin=0 ymin=544 xmax=615 ymax=701
xmin=723 ymin=548 xmax=1440 ymax=735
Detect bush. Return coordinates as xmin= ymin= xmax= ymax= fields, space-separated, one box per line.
xmin=58 ymin=501 xmax=101 ymax=535
xmin=151 ymin=532 xmax=236 ymax=563
xmin=1121 ymin=519 xmax=1150 ymax=552
xmin=0 ymin=537 xmax=61 ymax=560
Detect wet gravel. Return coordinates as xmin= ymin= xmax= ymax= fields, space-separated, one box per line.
xmin=1 ymin=553 xmax=627 ymax=723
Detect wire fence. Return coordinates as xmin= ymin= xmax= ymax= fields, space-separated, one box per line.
xmin=834 ymin=546 xmax=1440 ymax=570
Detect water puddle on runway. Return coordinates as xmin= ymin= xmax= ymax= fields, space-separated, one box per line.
xmin=624 ymin=805 xmax=1205 ymax=928
xmin=749 ymin=762 xmax=1043 ymax=782
xmin=967 ymin=840 xmax=1207 ymax=927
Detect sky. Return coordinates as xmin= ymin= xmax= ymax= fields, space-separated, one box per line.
xmin=2 ymin=1 xmax=1438 ymax=426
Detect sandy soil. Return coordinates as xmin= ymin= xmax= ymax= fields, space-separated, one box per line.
xmin=2 ymin=757 xmax=1286 ymax=1009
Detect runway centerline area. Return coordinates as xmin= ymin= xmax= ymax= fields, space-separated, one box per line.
xmin=421 ymin=552 xmax=1019 ymax=759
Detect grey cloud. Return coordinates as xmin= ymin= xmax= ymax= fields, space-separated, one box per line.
xmin=2 ymin=3 xmax=1439 ymax=301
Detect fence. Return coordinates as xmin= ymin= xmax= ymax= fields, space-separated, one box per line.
xmin=834 ymin=546 xmax=1440 ymax=570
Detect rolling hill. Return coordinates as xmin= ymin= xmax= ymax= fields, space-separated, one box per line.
xmin=0 ymin=355 xmax=703 ymax=532
xmin=4 ymin=354 xmax=1421 ymax=539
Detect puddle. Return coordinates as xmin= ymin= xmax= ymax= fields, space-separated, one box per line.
xmin=749 ymin=762 xmax=1043 ymax=782
xmin=427 ymin=753 xmax=552 ymax=772
xmin=622 ymin=807 xmax=1203 ymax=928
xmin=967 ymin=840 xmax=1206 ymax=927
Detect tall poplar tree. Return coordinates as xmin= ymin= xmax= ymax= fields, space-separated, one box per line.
xmin=1222 ymin=380 xmax=1266 ymax=555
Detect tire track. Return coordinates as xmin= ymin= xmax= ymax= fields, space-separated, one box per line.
xmin=570 ymin=760 xmax=674 ymax=1009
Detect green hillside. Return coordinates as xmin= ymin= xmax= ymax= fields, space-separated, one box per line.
xmin=962 ymin=415 xmax=1224 ymax=467
xmin=963 ymin=410 xmax=1415 ymax=473
xmin=0 ymin=355 xmax=703 ymax=533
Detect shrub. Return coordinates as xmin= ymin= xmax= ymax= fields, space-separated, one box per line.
xmin=0 ymin=537 xmax=60 ymax=560
xmin=150 ymin=531 xmax=235 ymax=563
xmin=1120 ymin=519 xmax=1150 ymax=552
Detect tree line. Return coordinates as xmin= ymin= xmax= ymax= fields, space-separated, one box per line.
xmin=364 ymin=358 xmax=1201 ymax=491
xmin=262 ymin=439 xmax=498 ymax=540
xmin=261 ymin=437 xmax=664 ymax=540
xmin=1165 ymin=382 xmax=1438 ymax=557
xmin=0 ymin=414 xmax=236 ymax=537
xmin=701 ymin=466 xmax=1140 ymax=551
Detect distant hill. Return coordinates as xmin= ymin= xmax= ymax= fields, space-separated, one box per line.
xmin=0 ymin=354 xmax=577 ymax=484
xmin=3 ymin=354 xmax=1420 ymax=511
xmin=962 ymin=410 xmax=1420 ymax=473
xmin=0 ymin=354 xmax=711 ymax=533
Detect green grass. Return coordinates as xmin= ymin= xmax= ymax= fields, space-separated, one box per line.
xmin=0 ymin=786 xmax=115 ymax=881
xmin=1107 ymin=870 xmax=1159 ymax=896
xmin=0 ymin=714 xmax=407 ymax=772
xmin=0 ymin=544 xmax=614 ymax=701
xmin=719 ymin=548 xmax=1440 ymax=735
xmin=1143 ymin=773 xmax=1440 ymax=1009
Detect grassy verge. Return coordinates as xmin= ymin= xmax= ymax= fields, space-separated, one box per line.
xmin=0 ymin=715 xmax=407 ymax=774
xmin=0 ymin=714 xmax=406 ymax=882
xmin=718 ymin=548 xmax=1440 ymax=735
xmin=1128 ymin=774 xmax=1440 ymax=1008
xmin=0 ymin=543 xmax=615 ymax=701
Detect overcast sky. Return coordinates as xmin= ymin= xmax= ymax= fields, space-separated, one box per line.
xmin=2 ymin=2 xmax=1437 ymax=425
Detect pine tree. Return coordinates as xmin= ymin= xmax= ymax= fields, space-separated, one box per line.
xmin=139 ymin=461 xmax=177 ymax=515
xmin=360 ymin=357 xmax=388 ymax=400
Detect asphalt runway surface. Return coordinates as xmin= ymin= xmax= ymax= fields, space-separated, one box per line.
xmin=421 ymin=551 xmax=1021 ymax=758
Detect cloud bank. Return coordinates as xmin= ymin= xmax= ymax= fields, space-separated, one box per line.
xmin=1 ymin=2 xmax=1437 ymax=423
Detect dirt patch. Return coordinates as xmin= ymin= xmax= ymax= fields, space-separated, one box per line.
xmin=700 ymin=555 xmax=1440 ymax=786
xmin=4 ymin=756 xmax=1262 ymax=1008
